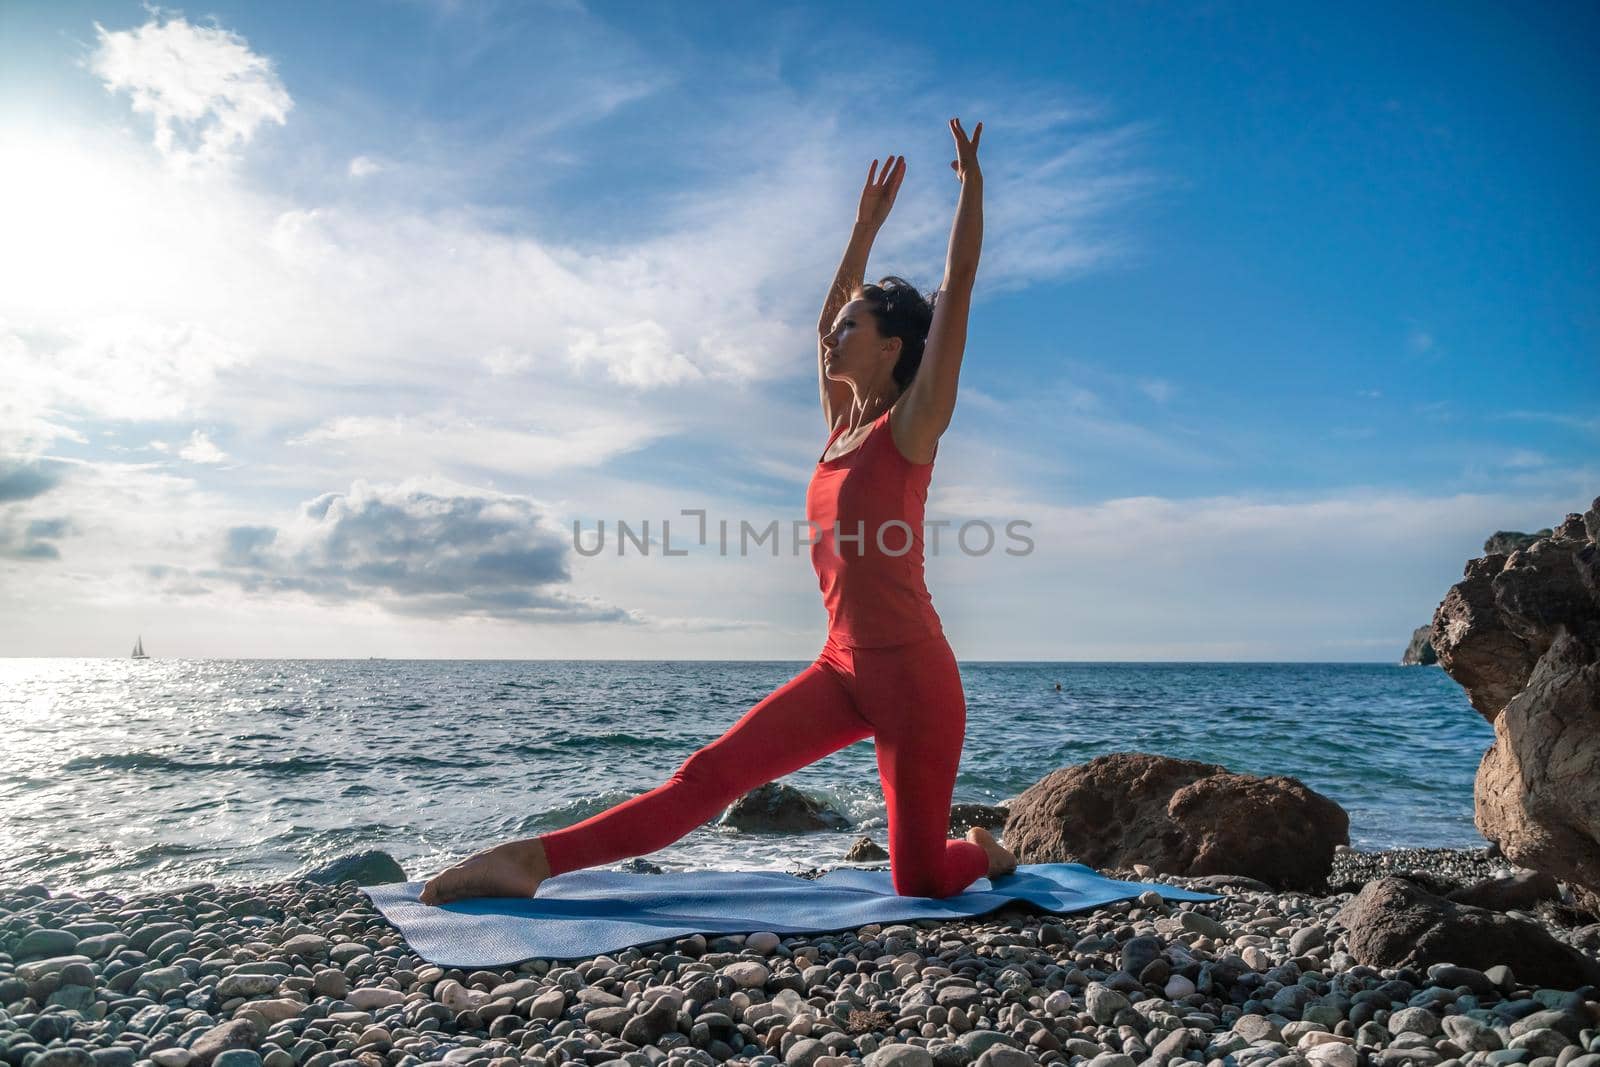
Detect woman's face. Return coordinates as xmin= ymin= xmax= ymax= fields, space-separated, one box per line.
xmin=822 ymin=298 xmax=899 ymax=386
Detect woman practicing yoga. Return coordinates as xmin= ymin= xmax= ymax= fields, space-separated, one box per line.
xmin=421 ymin=117 xmax=1016 ymax=905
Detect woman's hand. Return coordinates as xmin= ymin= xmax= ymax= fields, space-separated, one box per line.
xmin=948 ymin=117 xmax=983 ymax=183
xmin=855 ymin=154 xmax=906 ymax=230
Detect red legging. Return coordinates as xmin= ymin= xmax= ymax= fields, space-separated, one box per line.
xmin=538 ymin=631 xmax=990 ymax=898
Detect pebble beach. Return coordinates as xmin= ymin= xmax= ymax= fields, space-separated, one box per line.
xmin=5 ymin=847 xmax=1599 ymax=1067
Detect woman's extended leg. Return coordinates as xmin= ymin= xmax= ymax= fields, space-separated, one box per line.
xmin=856 ymin=635 xmax=991 ymax=898
xmin=540 ymin=660 xmax=870 ymax=875
xmin=421 ymin=658 xmax=870 ymax=904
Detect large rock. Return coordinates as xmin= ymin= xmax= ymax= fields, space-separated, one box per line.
xmin=1401 ymin=625 xmax=1438 ymax=666
xmin=301 ymin=850 xmax=406 ymax=887
xmin=1335 ymin=876 xmax=1600 ymax=990
xmin=719 ymin=782 xmax=850 ymax=832
xmin=1431 ymin=496 xmax=1600 ymax=912
xmin=1002 ymin=752 xmax=1348 ymax=892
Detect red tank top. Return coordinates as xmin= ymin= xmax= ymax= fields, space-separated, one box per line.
xmin=806 ymin=409 xmax=944 ymax=647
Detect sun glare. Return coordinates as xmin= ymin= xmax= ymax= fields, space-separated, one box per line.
xmin=0 ymin=127 xmax=199 ymax=318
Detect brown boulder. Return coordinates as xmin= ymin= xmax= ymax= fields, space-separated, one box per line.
xmin=1431 ymin=496 xmax=1600 ymax=912
xmin=1430 ymin=552 xmax=1539 ymax=721
xmin=1002 ymin=752 xmax=1348 ymax=892
xmin=1335 ymin=876 xmax=1600 ymax=990
xmin=1445 ymin=868 xmax=1560 ymax=912
xmin=1475 ymin=630 xmax=1600 ymax=911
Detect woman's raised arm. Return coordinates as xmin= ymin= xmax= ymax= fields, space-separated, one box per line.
xmin=819 ymin=156 xmax=905 ymax=431
xmin=894 ymin=120 xmax=983 ymax=462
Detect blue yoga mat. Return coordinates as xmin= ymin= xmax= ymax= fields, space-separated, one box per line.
xmin=362 ymin=863 xmax=1224 ymax=967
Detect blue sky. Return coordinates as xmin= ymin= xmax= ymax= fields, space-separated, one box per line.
xmin=0 ymin=0 xmax=1594 ymax=660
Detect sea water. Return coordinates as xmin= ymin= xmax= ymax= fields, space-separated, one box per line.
xmin=0 ymin=657 xmax=1491 ymax=893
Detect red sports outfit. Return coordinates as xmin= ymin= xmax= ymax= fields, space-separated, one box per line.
xmin=538 ymin=409 xmax=989 ymax=898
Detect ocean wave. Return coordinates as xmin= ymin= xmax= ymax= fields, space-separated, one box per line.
xmin=62 ymin=752 xmax=343 ymax=775
xmin=547 ymin=732 xmax=666 ymax=749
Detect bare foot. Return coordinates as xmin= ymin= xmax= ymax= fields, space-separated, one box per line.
xmin=966 ymin=826 xmax=1017 ymax=879
xmin=419 ymin=837 xmax=550 ymax=905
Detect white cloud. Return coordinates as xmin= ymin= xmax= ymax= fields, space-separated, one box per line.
xmin=176 ymin=430 xmax=228 ymax=464
xmin=347 ymin=155 xmax=382 ymax=179
xmin=283 ymin=410 xmax=670 ymax=478
xmin=87 ymin=11 xmax=292 ymax=174
xmin=8 ymin=318 xmax=252 ymax=422
xmin=565 ymin=321 xmax=703 ymax=388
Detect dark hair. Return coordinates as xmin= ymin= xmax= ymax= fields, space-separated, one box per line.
xmin=852 ymin=275 xmax=939 ymax=392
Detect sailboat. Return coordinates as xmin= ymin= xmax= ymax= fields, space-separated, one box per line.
xmin=131 ymin=635 xmax=149 ymax=660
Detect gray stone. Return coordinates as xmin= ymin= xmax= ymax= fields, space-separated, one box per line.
xmin=47 ymin=984 xmax=97 ymax=1012
xmin=864 ymin=1045 xmax=934 ymax=1067
xmin=957 ymin=1032 xmax=1019 ymax=1058
xmin=145 ymin=930 xmax=193 ymax=957
xmin=77 ymin=933 xmax=129 ymax=960
xmin=190 ymin=1018 xmax=262 ymax=1067
xmin=1086 ymin=981 xmax=1130 ymax=1024
xmin=136 ymin=966 xmax=190 ymax=996
xmin=278 ymin=935 xmax=330 ymax=958
xmin=1512 ymin=1013 xmax=1587 ymax=1043
xmin=217 ymin=974 xmax=283 ymax=999
xmin=973 ymin=1048 xmax=1033 ymax=1067
xmin=1442 ymin=1016 xmax=1503 ymax=1052
xmin=785 ymin=1040 xmax=826 ymax=1067
xmin=621 ymin=1004 xmax=678 ymax=1047
xmin=31 ymin=1051 xmax=99 ymax=1067
xmin=301 ymin=851 xmax=406 ymax=887
xmin=1509 ymin=1033 xmax=1573 ymax=1060
xmin=211 ymin=1055 xmax=263 ymax=1067
xmin=528 ymin=988 xmax=565 ymax=1020
xmin=585 ymin=1006 xmax=632 ymax=1035
xmin=16 ymin=954 xmax=94 ymax=982
xmin=18 ymin=929 xmax=82 ymax=959
xmin=1389 ymin=1009 xmax=1443 ymax=1037
xmin=936 ymin=985 xmax=983 ymax=1011
xmin=1120 ymin=936 xmax=1164 ymax=975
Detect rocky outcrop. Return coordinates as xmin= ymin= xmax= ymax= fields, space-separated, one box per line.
xmin=1401 ymin=624 xmax=1438 ymax=665
xmin=1334 ymin=876 xmax=1600 ymax=989
xmin=1001 ymin=752 xmax=1348 ymax=892
xmin=1430 ymin=496 xmax=1600 ymax=912
xmin=1484 ymin=528 xmax=1551 ymax=556
xmin=719 ymin=782 xmax=851 ymax=832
